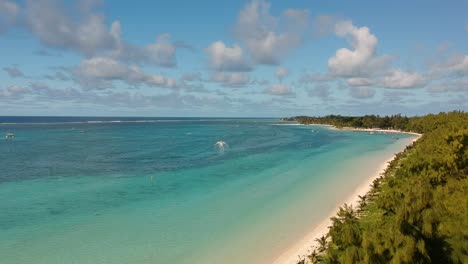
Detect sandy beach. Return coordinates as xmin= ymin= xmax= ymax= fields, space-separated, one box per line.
xmin=272 ymin=131 xmax=421 ymax=264
xmin=303 ymin=123 xmax=422 ymax=136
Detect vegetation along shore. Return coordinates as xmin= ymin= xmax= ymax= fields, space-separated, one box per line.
xmin=283 ymin=112 xmax=467 ymax=264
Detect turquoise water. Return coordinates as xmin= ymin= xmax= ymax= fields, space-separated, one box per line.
xmin=0 ymin=119 xmax=413 ymax=264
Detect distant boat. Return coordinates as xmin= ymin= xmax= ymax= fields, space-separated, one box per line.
xmin=369 ymin=131 xmax=375 ymax=134
xmin=5 ymin=133 xmax=15 ymax=139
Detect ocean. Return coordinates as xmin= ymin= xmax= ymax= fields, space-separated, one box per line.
xmin=0 ymin=117 xmax=413 ymax=264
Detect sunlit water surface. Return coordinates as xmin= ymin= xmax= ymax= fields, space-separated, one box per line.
xmin=0 ymin=118 xmax=414 ymax=264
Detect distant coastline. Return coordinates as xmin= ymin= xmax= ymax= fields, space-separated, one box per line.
xmin=303 ymin=123 xmax=422 ymax=137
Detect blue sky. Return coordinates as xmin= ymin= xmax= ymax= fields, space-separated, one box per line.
xmin=0 ymin=0 xmax=467 ymax=117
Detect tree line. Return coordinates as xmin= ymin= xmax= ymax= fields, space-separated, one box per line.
xmin=289 ymin=111 xmax=467 ymax=264
xmin=283 ymin=111 xmax=467 ymax=134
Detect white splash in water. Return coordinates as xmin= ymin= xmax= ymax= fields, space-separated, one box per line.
xmin=214 ymin=141 xmax=228 ymax=154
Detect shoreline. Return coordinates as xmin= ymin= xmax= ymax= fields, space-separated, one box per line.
xmin=305 ymin=123 xmax=422 ymax=136
xmin=272 ymin=131 xmax=421 ymax=264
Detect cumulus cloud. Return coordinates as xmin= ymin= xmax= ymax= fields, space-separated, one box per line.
xmin=349 ymin=86 xmax=376 ymax=99
xmin=265 ymin=83 xmax=294 ymax=95
xmin=3 ymin=66 xmax=25 ymax=78
xmin=211 ymin=72 xmax=250 ymax=88
xmin=431 ymin=55 xmax=468 ymax=76
xmin=234 ymin=0 xmax=308 ymax=65
xmin=2 ymin=0 xmax=181 ymax=68
xmin=328 ymin=20 xmax=391 ymax=77
xmin=380 ymin=69 xmax=426 ymax=89
xmin=322 ymin=20 xmax=431 ymax=94
xmin=72 ymin=57 xmax=177 ymax=89
xmin=143 ymin=34 xmax=177 ymax=67
xmin=0 ymin=85 xmax=29 ymax=100
xmin=205 ymin=41 xmax=251 ymax=71
xmin=114 ymin=33 xmax=178 ymax=68
xmin=346 ymin=77 xmax=373 ymax=87
xmin=275 ymin=67 xmax=288 ymax=81
xmin=0 ymin=0 xmax=19 ymax=33
xmin=24 ymin=0 xmax=119 ymax=56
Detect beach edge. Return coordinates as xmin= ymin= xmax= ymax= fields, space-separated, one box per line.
xmin=272 ymin=131 xmax=421 ymax=264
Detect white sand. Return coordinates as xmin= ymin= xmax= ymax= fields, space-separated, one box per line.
xmin=330 ymin=126 xmax=422 ymax=136
xmin=272 ymin=133 xmax=421 ymax=264
xmin=300 ymin=122 xmax=421 ymax=136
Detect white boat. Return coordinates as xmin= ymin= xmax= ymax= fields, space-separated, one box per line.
xmin=5 ymin=133 xmax=15 ymax=139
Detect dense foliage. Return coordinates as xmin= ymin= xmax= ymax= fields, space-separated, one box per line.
xmin=292 ymin=112 xmax=468 ymax=264
xmin=284 ymin=111 xmax=467 ymax=134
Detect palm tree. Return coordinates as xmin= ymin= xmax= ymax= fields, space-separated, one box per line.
xmin=315 ymin=235 xmax=328 ymax=253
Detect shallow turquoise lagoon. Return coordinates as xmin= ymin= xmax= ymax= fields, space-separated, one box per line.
xmin=0 ymin=119 xmax=414 ymax=264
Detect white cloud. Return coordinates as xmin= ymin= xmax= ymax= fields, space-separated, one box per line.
xmin=349 ymin=86 xmax=375 ymax=99
xmin=439 ymin=55 xmax=468 ymax=75
xmin=265 ymin=83 xmax=294 ymax=95
xmin=424 ymin=54 xmax=468 ymax=93
xmin=16 ymin=0 xmax=180 ymax=68
xmin=112 ymin=32 xmax=179 ymax=68
xmin=324 ymin=20 xmax=430 ymax=92
xmin=25 ymin=0 xmax=119 ymax=56
xmin=0 ymin=85 xmax=29 ymax=100
xmin=73 ymin=57 xmax=177 ymax=89
xmin=0 ymin=0 xmax=19 ymax=33
xmin=328 ymin=20 xmax=391 ymax=77
xmin=275 ymin=67 xmax=288 ymax=80
xmin=77 ymin=57 xmax=127 ymax=79
xmin=234 ymin=0 xmax=308 ymax=65
xmin=205 ymin=41 xmax=251 ymax=71
xmin=211 ymin=72 xmax=250 ymax=87
xmin=144 ymin=34 xmax=177 ymax=67
xmin=380 ymin=69 xmax=426 ymax=89
xmin=346 ymin=77 xmax=372 ymax=87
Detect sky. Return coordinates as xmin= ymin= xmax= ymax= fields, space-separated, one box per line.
xmin=0 ymin=0 xmax=467 ymax=117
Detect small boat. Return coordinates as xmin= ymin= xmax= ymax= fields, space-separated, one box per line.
xmin=5 ymin=133 xmax=15 ymax=139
